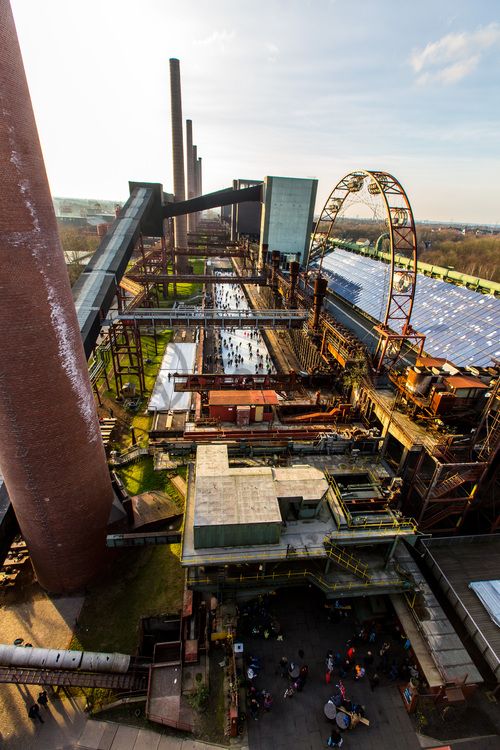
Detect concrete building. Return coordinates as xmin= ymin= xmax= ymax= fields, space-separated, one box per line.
xmin=182 ymin=445 xmax=419 ymax=599
xmin=231 ymin=179 xmax=262 ymax=240
xmin=259 ymin=176 xmax=317 ymax=267
xmin=208 ymin=390 xmax=277 ymax=424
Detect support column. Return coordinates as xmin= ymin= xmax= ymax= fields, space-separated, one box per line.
xmin=385 ymin=537 xmax=399 ymax=568
xmin=0 ymin=0 xmax=114 ymax=593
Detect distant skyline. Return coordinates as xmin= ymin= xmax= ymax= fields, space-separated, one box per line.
xmin=11 ymin=0 xmax=500 ymax=224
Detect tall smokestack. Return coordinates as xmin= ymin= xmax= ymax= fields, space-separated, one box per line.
xmin=192 ymin=145 xmax=198 ymax=194
xmin=169 ymin=58 xmax=188 ymax=272
xmin=0 ymin=0 xmax=114 ymax=593
xmin=192 ymin=145 xmax=199 ymax=226
xmin=186 ymin=119 xmax=196 ymax=234
xmin=197 ymin=157 xmax=203 ymax=197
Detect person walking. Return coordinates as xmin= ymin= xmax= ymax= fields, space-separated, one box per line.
xmin=327 ymin=727 xmax=343 ymax=747
xmin=277 ymin=656 xmax=288 ymax=677
xmin=363 ymin=651 xmax=374 ymax=669
xmin=249 ymin=696 xmax=259 ymax=721
xmin=28 ymin=703 xmax=44 ymax=724
xmin=369 ymin=672 xmax=380 ymax=691
xmin=37 ymin=690 xmax=49 ymax=709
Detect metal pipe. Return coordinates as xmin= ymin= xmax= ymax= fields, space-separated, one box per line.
xmin=0 ymin=0 xmax=114 ymax=593
xmin=169 ymin=58 xmax=188 ymax=272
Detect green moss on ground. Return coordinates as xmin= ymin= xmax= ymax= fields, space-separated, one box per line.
xmin=117 ymin=457 xmax=185 ymax=510
xmin=70 ymin=545 xmax=184 ymax=655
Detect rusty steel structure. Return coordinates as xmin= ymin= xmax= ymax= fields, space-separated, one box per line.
xmin=0 ymin=0 xmax=114 ymax=593
xmin=308 ymin=170 xmax=424 ymax=372
xmin=172 ymin=373 xmax=303 ymax=393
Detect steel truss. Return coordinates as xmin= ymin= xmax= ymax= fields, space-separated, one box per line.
xmin=307 ymin=170 xmax=424 ymax=371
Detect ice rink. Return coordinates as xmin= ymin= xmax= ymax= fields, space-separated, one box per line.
xmin=214 ymin=280 xmax=275 ymax=376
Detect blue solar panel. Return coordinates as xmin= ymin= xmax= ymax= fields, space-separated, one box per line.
xmin=319 ymin=249 xmax=500 ymax=367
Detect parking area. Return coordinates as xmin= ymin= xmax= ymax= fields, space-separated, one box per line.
xmin=238 ymin=586 xmax=422 ymax=750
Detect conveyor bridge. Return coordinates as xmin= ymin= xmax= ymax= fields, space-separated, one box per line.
xmin=0 ymin=667 xmax=145 ymax=690
xmin=126 ymin=273 xmax=266 ymax=285
xmin=116 ymin=308 xmax=308 ymax=329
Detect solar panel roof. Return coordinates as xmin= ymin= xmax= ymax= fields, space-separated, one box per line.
xmin=318 ymin=249 xmax=500 ymax=367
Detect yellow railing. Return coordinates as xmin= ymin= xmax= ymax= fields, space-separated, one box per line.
xmin=181 ymin=525 xmax=418 ymax=567
xmin=325 ymin=472 xmax=418 ymax=533
xmin=324 ymin=542 xmax=370 ymax=580
xmin=186 ymin=568 xmax=411 ymax=592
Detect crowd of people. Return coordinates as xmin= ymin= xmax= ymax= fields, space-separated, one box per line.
xmin=212 ymin=282 xmax=275 ymax=375
xmin=238 ymin=594 xmax=421 ymax=747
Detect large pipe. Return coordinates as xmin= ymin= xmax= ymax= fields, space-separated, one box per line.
xmin=0 ymin=0 xmax=114 ymax=593
xmin=186 ymin=119 xmax=196 ymax=233
xmin=169 ymin=58 xmax=188 ymax=272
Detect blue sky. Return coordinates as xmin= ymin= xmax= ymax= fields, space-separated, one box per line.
xmin=11 ymin=0 xmax=500 ymax=223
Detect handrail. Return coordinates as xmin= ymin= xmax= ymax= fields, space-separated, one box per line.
xmin=324 ymin=471 xmax=418 ymax=533
xmin=186 ymin=568 xmax=411 ymax=592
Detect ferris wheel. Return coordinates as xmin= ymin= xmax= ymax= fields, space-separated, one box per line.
xmin=307 ymin=170 xmax=425 ymax=371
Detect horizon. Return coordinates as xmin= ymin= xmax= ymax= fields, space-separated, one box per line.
xmin=11 ymin=0 xmax=500 ymax=224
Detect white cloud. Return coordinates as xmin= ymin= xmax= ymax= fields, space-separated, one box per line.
xmin=194 ymin=29 xmax=235 ymax=47
xmin=410 ymin=22 xmax=500 ymax=85
xmin=266 ymin=42 xmax=279 ymax=63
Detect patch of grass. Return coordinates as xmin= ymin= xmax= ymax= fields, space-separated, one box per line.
xmin=117 ymin=457 xmax=185 ymax=511
xmin=70 ymin=546 xmax=184 ymax=655
xmin=118 ymin=457 xmax=166 ymax=495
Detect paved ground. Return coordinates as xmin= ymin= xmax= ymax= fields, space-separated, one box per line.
xmin=238 ymin=587 xmax=500 ymax=750
xmin=0 ymin=582 xmax=84 ymax=748
xmin=77 ymin=720 xmax=228 ymax=750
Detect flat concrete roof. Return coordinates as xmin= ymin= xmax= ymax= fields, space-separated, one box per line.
xmin=194 ymin=445 xmax=281 ymax=528
xmin=183 ymin=451 xmax=418 ymax=572
xmin=272 ymin=466 xmax=328 ymax=502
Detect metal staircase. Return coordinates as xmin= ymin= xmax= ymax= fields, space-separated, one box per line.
xmin=432 ymin=470 xmax=479 ymax=498
xmin=323 ymin=539 xmax=370 ymax=581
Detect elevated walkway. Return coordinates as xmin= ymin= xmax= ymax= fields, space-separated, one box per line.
xmin=126 ymin=273 xmax=266 ymax=285
xmin=116 ymin=308 xmax=308 ymax=329
xmin=0 ymin=666 xmax=146 ymax=690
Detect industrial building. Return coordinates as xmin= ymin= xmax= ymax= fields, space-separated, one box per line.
xmin=0 ymin=0 xmax=499 ymax=742
xmin=259 ymin=175 xmax=318 ymax=266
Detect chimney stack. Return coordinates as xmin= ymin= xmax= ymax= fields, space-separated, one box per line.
xmin=169 ymin=58 xmax=188 ymax=272
xmin=197 ymin=157 xmax=203 ymax=197
xmin=0 ymin=0 xmax=114 ymax=593
xmin=186 ymin=119 xmax=196 ymax=234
